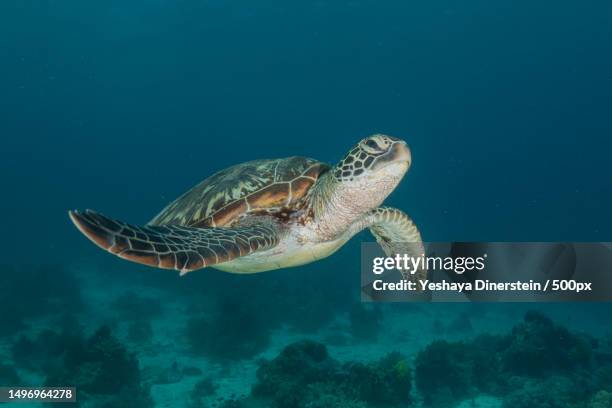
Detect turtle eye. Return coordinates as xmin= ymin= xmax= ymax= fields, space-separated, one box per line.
xmin=362 ymin=139 xmax=383 ymax=153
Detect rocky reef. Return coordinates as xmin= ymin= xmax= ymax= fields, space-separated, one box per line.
xmin=250 ymin=339 xmax=411 ymax=408
xmin=10 ymin=323 xmax=152 ymax=408
xmin=501 ymin=310 xmax=592 ymax=376
xmin=415 ymin=310 xmax=611 ymax=407
xmin=44 ymin=326 xmax=152 ymax=407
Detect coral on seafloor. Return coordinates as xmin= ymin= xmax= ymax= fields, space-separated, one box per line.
xmin=343 ymin=351 xmax=412 ymax=406
xmin=501 ymin=310 xmax=593 ymax=376
xmin=415 ymin=333 xmax=506 ymax=406
xmin=588 ymin=390 xmax=612 ymax=408
xmin=594 ymin=365 xmax=612 ymax=394
xmin=501 ymin=376 xmax=576 ymax=408
xmin=188 ymin=377 xmax=218 ymax=407
xmin=593 ymin=336 xmax=612 ymax=365
xmin=45 ymin=326 xmax=152 ymax=408
xmin=252 ymin=340 xmax=334 ymax=406
xmin=415 ymin=311 xmax=603 ymax=407
xmin=156 ymin=311 xmax=612 ymax=408
xmin=251 ymin=340 xmax=411 ymax=408
xmin=11 ymin=315 xmax=84 ymax=373
xmin=415 ymin=339 xmax=481 ymax=406
xmin=186 ymin=300 xmax=270 ymax=360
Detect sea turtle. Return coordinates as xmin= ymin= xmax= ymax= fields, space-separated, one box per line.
xmin=69 ymin=134 xmax=425 ymax=280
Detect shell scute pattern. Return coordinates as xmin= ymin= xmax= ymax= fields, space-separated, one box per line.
xmin=149 ymin=157 xmax=330 ymax=228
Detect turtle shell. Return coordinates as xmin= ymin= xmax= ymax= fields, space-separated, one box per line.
xmin=149 ymin=157 xmax=330 ymax=228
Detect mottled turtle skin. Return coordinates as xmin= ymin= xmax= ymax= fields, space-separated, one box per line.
xmin=70 ymin=134 xmax=426 ymax=280
xmin=149 ymin=157 xmax=329 ymax=228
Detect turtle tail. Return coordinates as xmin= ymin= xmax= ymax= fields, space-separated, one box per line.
xmin=68 ymin=209 xmax=278 ymax=275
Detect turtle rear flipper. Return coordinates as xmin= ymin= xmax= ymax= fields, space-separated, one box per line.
xmin=69 ymin=210 xmax=279 ymax=275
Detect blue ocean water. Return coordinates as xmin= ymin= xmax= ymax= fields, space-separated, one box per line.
xmin=1 ymin=1 xmax=612 ymax=407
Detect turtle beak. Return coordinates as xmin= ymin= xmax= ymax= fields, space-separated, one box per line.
xmin=389 ymin=141 xmax=411 ymax=165
xmin=370 ymin=140 xmax=411 ymax=173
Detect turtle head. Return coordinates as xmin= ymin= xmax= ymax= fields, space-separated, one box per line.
xmin=326 ymin=134 xmax=411 ymax=212
xmin=333 ymin=134 xmax=411 ymax=184
xmin=312 ymin=134 xmax=412 ymax=236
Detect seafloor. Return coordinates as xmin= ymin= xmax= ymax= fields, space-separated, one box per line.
xmin=1 ymin=258 xmax=612 ymax=408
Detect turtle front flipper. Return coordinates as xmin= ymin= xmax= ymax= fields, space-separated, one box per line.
xmin=364 ymin=207 xmax=427 ymax=282
xmin=69 ymin=210 xmax=279 ymax=275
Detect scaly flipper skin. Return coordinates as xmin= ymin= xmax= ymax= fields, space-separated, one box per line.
xmin=68 ymin=210 xmax=279 ymax=275
xmin=364 ymin=207 xmax=426 ymax=281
